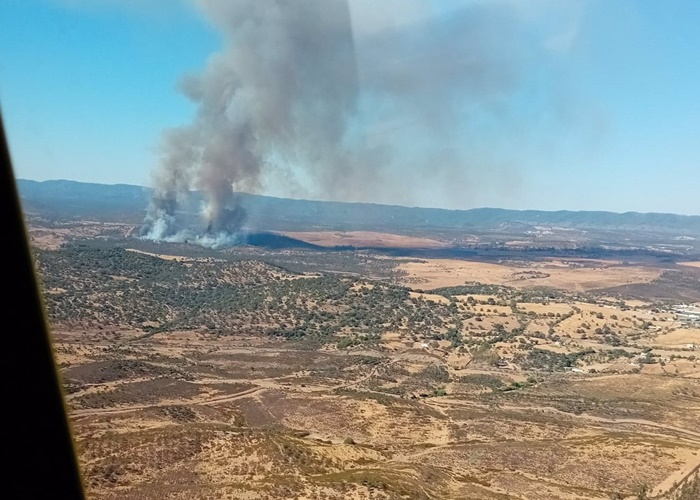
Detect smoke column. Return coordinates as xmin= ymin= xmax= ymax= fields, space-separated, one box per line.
xmin=141 ymin=0 xmax=360 ymax=245
xmin=142 ymin=0 xmax=576 ymax=247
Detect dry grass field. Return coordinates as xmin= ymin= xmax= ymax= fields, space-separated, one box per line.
xmin=125 ymin=248 xmax=225 ymax=263
xmin=54 ymin=327 xmax=700 ymax=500
xmin=27 ymin=220 xmax=133 ymax=249
xmin=398 ymin=258 xmax=663 ymax=292
xmin=30 ymin=222 xmax=700 ymax=499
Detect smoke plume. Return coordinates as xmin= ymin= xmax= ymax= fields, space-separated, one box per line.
xmin=142 ymin=0 xmax=576 ymax=246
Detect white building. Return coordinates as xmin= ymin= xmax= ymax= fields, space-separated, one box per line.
xmin=673 ymin=305 xmax=700 ymax=325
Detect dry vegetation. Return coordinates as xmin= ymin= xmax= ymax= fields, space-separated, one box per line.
xmin=34 ymin=226 xmax=700 ymax=500
xmin=398 ymin=258 xmax=664 ymax=292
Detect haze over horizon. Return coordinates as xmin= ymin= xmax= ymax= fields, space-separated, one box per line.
xmin=1 ymin=0 xmax=699 ymax=216
xmin=18 ymin=177 xmax=700 ymax=222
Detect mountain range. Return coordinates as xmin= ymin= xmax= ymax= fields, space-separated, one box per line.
xmin=16 ymin=179 xmax=700 ymax=243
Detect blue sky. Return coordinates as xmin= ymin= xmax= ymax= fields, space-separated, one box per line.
xmin=1 ymin=0 xmax=698 ymax=215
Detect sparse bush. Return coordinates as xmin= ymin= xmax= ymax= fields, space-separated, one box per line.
xmin=433 ymin=387 xmax=447 ymax=396
xmin=420 ymin=364 xmax=449 ymax=383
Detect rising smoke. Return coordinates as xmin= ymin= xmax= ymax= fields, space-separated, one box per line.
xmin=141 ymin=0 xmax=576 ymax=247
xmin=141 ymin=0 xmax=361 ymax=246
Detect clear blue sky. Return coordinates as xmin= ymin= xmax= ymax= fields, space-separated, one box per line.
xmin=1 ymin=0 xmax=699 ymax=215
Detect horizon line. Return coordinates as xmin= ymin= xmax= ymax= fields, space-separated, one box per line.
xmin=16 ymin=177 xmax=700 ymax=218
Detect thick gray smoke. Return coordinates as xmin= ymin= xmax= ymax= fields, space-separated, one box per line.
xmin=141 ymin=0 xmax=575 ymax=247
xmin=141 ymin=0 xmax=361 ymax=246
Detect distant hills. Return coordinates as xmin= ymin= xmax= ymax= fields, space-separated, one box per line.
xmin=18 ymin=179 xmax=149 ymax=218
xmin=16 ymin=179 xmax=700 ymax=239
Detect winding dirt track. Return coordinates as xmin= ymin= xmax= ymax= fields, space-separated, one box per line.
xmin=70 ymin=386 xmax=265 ymax=418
xmin=426 ymin=398 xmax=700 ymax=499
xmin=70 ymin=359 xmax=395 ymax=419
xmin=68 ymin=358 xmax=700 ymax=499
xmin=649 ymin=461 xmax=700 ymax=498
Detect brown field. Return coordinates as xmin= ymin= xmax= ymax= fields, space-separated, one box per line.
xmin=398 ymin=258 xmax=663 ymax=292
xmin=409 ymin=291 xmax=451 ymax=304
xmin=125 ymin=248 xmax=224 ymax=262
xmin=280 ymin=230 xmax=449 ymax=249
xmin=646 ymin=328 xmax=700 ymax=349
xmin=55 ymin=327 xmax=700 ymax=500
xmin=48 ymin=257 xmax=700 ymax=499
xmin=34 ymin=221 xmax=700 ymax=499
xmin=27 ymin=221 xmax=133 ymax=249
xmin=679 ymin=262 xmax=700 ymax=268
xmin=518 ymin=303 xmax=576 ymax=315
